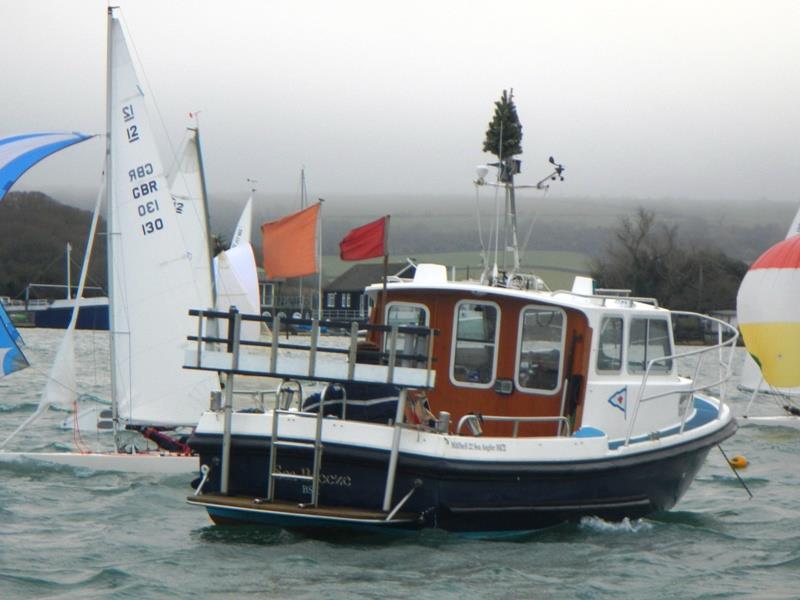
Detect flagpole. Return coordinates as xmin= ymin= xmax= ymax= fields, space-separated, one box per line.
xmin=381 ymin=215 xmax=390 ymax=320
xmin=317 ymin=199 xmax=324 ymax=321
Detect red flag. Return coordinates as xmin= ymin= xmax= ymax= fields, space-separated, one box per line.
xmin=261 ymin=203 xmax=320 ymax=278
xmin=339 ymin=216 xmax=389 ymax=261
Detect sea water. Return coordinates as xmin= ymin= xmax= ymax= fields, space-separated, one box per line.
xmin=1 ymin=329 xmax=798 ymax=599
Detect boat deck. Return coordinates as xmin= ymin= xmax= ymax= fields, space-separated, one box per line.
xmin=188 ymin=493 xmax=420 ymax=528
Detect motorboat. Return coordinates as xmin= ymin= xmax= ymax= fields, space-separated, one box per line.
xmin=184 ymin=264 xmax=739 ymax=533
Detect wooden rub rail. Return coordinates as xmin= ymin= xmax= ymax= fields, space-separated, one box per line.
xmin=184 ymin=307 xmax=438 ymax=389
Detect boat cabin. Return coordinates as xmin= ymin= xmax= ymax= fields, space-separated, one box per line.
xmin=364 ymin=264 xmax=682 ymax=440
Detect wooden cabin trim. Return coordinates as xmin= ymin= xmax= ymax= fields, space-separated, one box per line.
xmin=370 ymin=287 xmax=593 ymax=438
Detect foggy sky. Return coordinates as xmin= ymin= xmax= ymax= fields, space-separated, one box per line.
xmin=2 ymin=0 xmax=799 ymax=208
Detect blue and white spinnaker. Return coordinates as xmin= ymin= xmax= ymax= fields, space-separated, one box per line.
xmin=0 ymin=303 xmax=28 ymax=378
xmin=0 ymin=132 xmax=93 ymax=202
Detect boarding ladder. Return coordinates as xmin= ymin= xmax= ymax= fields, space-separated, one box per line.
xmin=186 ymin=307 xmax=437 ymax=517
xmin=266 ymin=381 xmax=345 ymax=507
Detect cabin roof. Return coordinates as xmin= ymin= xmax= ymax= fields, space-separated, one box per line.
xmin=367 ymin=277 xmax=669 ymax=318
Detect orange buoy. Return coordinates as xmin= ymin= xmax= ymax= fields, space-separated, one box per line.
xmin=729 ymin=454 xmax=748 ymax=469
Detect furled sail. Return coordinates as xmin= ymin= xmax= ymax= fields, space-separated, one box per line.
xmin=737 ymin=234 xmax=800 ymax=389
xmin=0 ymin=132 xmax=92 ymax=202
xmin=108 ymin=14 xmax=219 ymax=427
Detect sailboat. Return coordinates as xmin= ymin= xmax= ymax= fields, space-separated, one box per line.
xmin=0 ymin=8 xmax=220 ymax=473
xmin=736 ymin=205 xmax=800 ymax=428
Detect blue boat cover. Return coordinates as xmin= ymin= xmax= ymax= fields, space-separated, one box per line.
xmin=0 ymin=132 xmax=93 ymax=202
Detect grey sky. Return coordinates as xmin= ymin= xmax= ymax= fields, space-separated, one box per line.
xmin=2 ymin=0 xmax=799 ymax=205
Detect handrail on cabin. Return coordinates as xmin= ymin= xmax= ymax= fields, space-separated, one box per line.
xmin=456 ymin=414 xmax=572 ymax=438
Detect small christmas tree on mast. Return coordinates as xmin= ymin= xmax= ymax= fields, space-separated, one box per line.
xmin=483 ymin=89 xmax=523 ymax=273
xmin=483 ymin=88 xmax=523 ymax=173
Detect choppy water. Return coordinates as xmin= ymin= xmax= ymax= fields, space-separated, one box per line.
xmin=1 ymin=329 xmax=798 ymax=599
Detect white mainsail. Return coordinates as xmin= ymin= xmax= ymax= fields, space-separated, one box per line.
xmin=108 ymin=14 xmax=219 ymax=427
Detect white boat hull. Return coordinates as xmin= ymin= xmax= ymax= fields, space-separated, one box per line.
xmin=0 ymin=451 xmax=199 ymax=474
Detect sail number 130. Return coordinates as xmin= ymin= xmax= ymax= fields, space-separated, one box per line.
xmin=138 ymin=198 xmax=163 ymax=236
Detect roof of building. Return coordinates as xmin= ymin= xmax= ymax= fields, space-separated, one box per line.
xmin=325 ymin=262 xmax=415 ymax=292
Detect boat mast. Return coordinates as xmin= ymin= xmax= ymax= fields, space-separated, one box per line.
xmin=191 ymin=116 xmax=217 ymax=306
xmin=65 ymin=242 xmax=72 ymax=299
xmin=299 ymin=167 xmax=307 ymax=314
xmin=105 ymin=7 xmax=120 ymax=446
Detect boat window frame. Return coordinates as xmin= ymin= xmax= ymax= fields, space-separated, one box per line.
xmin=514 ymin=304 xmax=568 ymax=394
xmin=627 ymin=316 xmax=674 ymax=375
xmin=383 ymin=301 xmax=430 ymax=329
xmin=383 ymin=301 xmax=431 ymax=363
xmin=595 ymin=314 xmax=625 ymax=374
xmin=449 ymin=299 xmax=501 ymax=389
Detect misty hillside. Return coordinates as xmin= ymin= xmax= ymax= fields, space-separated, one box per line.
xmin=0 ymin=192 xmax=106 ymax=299
xmin=210 ymin=191 xmax=792 ymax=263
xmin=1 ymin=190 xmax=793 ymax=299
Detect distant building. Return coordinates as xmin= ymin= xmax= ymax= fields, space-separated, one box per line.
xmin=323 ymin=262 xmax=416 ymax=321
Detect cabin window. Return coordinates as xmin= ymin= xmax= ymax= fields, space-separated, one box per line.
xmin=385 ymin=302 xmax=430 ymax=366
xmin=516 ymin=306 xmax=566 ymax=392
xmin=628 ymin=318 xmax=673 ymax=374
xmin=451 ymin=301 xmax=499 ymax=387
xmin=596 ymin=316 xmax=623 ymax=372
xmin=326 ymin=293 xmax=336 ymax=308
xmin=341 ymin=294 xmax=351 ymax=308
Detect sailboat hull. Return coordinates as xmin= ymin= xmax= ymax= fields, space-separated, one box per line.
xmin=32 ymin=300 xmax=109 ymax=331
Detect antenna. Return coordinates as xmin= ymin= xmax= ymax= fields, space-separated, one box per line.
xmin=473 ymin=155 xmax=566 ymax=283
xmin=533 ymin=156 xmax=565 ymax=190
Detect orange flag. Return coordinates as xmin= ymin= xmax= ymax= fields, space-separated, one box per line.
xmin=261 ymin=203 xmax=320 ymax=279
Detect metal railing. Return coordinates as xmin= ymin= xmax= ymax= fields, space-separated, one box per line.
xmin=456 ymin=413 xmax=572 ymax=438
xmin=623 ymin=311 xmax=739 ymax=446
xmin=189 ymin=307 xmax=437 ymax=388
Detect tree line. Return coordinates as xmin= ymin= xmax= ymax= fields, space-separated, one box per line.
xmin=591 ymin=208 xmax=748 ymax=312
